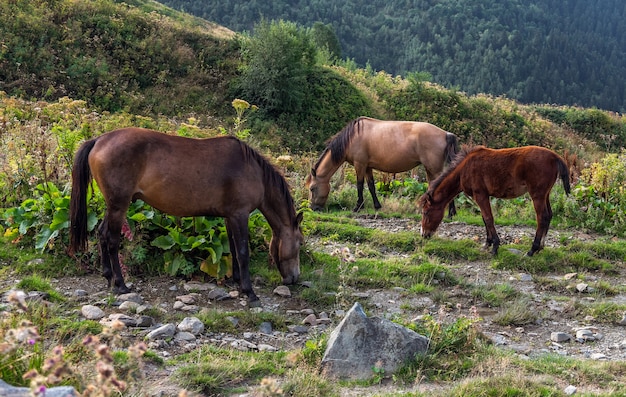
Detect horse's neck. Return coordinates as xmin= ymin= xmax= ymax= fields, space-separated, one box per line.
xmin=433 ymin=172 xmax=462 ymax=206
xmin=315 ymin=150 xmax=343 ymax=181
xmin=259 ymin=195 xmax=294 ymax=236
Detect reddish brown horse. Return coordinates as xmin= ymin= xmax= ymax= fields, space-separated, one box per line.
xmin=306 ymin=117 xmax=459 ymax=213
xmin=419 ymin=145 xmax=571 ymax=256
xmin=69 ymin=128 xmax=303 ymax=304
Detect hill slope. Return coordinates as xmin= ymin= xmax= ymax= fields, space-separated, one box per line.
xmin=156 ymin=0 xmax=626 ymax=113
xmin=0 ymin=0 xmax=238 ymax=116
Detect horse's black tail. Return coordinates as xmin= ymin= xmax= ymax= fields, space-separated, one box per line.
xmin=444 ymin=132 xmax=460 ymax=164
xmin=69 ymin=138 xmax=98 ymax=255
xmin=557 ymin=157 xmax=571 ymax=195
xmin=443 ymin=132 xmax=460 ymax=218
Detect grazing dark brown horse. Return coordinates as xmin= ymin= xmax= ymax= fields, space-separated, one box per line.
xmin=306 ymin=117 xmax=459 ymax=213
xmin=419 ymin=145 xmax=571 ymax=256
xmin=69 ymin=128 xmax=303 ymax=304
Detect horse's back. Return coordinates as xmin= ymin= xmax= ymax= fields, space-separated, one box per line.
xmin=461 ymin=146 xmax=566 ymax=197
xmin=89 ymin=128 xmax=264 ymax=216
xmin=349 ymin=118 xmax=452 ymax=173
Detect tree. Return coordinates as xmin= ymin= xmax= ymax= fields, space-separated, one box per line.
xmin=310 ymin=22 xmax=342 ymax=61
xmin=236 ymin=19 xmax=317 ymax=116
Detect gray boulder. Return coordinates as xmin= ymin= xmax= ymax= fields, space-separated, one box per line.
xmin=320 ymin=302 xmax=429 ymax=380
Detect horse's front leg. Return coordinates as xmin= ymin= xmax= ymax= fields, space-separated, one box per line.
xmin=475 ymin=195 xmax=500 ymax=255
xmin=226 ymin=217 xmax=260 ymax=306
xmin=354 ymin=179 xmax=365 ymax=212
xmin=366 ymin=168 xmax=382 ymax=210
xmin=528 ymin=196 xmax=552 ymax=256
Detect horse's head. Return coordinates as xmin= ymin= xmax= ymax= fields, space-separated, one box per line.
xmin=270 ymin=212 xmax=304 ymax=284
xmin=305 ymin=168 xmax=330 ymax=211
xmin=419 ymin=193 xmax=445 ymax=238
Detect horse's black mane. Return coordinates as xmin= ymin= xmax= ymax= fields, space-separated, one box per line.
xmin=236 ymin=137 xmax=299 ymax=226
xmin=426 ymin=144 xmax=482 ymax=194
xmin=312 ymin=117 xmax=366 ymax=171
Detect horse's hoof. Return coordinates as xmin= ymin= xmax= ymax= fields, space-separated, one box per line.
xmin=248 ymin=298 xmax=262 ymax=308
xmin=113 ymin=284 xmax=132 ymax=294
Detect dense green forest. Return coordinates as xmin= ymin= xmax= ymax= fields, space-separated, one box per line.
xmin=157 ymin=0 xmax=626 ymax=113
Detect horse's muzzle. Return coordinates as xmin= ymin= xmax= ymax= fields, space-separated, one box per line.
xmin=420 ymin=226 xmax=433 ymax=239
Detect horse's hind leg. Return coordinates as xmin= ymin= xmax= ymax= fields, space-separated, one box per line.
xmin=225 ymin=216 xmax=259 ymax=306
xmin=528 ymin=195 xmax=553 ymax=256
xmin=100 ymin=208 xmax=131 ymax=293
xmin=366 ymin=169 xmax=382 ymax=210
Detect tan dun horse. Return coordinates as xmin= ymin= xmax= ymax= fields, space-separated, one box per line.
xmin=419 ymin=145 xmax=571 ymax=256
xmin=69 ymin=128 xmax=304 ymax=304
xmin=306 ymin=117 xmax=459 ymax=213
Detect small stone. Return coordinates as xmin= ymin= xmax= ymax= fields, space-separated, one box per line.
xmin=303 ymin=313 xmax=317 ymax=325
xmin=563 ymin=272 xmax=578 ymax=280
xmin=590 ymin=352 xmax=607 ymax=360
xmin=259 ymin=321 xmax=273 ymax=335
xmin=176 ymin=294 xmax=197 ymax=305
xmin=81 ymin=305 xmax=105 ymax=320
xmin=117 ymin=292 xmax=144 ymax=304
xmin=119 ymin=301 xmax=139 ymax=311
xmin=258 ymin=344 xmax=278 ymax=352
xmin=564 ymin=385 xmax=577 ymax=395
xmin=174 ymin=332 xmax=196 ymax=342
xmin=550 ymin=332 xmax=571 ymax=343
xmin=183 ymin=282 xmax=215 ymax=291
xmin=576 ymin=283 xmax=588 ymax=292
xmin=177 ymin=317 xmax=204 ymax=335
xmin=146 ymin=324 xmax=176 ymax=340
xmin=617 ymin=314 xmax=626 ymax=326
xmin=208 ymin=288 xmax=231 ymax=300
xmin=273 ymin=285 xmax=291 ymax=297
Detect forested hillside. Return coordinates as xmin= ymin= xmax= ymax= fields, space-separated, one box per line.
xmin=157 ymin=0 xmax=626 ymax=113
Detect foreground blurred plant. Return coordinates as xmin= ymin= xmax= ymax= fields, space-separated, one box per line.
xmin=1 ymin=290 xmax=150 ymax=396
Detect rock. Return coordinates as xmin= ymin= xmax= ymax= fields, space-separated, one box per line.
xmin=563 ymin=272 xmax=578 ymax=280
xmin=117 ymin=292 xmax=144 ymax=304
xmin=183 ymin=282 xmax=215 ymax=291
xmin=320 ymin=302 xmax=429 ymax=380
xmin=303 ymin=313 xmax=318 ymax=325
xmin=176 ymin=294 xmax=198 ymax=304
xmin=550 ymin=332 xmax=572 ymax=343
xmin=259 ymin=321 xmax=273 ymax=335
xmin=107 ymin=313 xmax=136 ymax=327
xmin=617 ymin=314 xmax=626 ymax=326
xmin=576 ymin=283 xmax=588 ymax=293
xmin=590 ymin=353 xmax=607 ymax=360
xmin=564 ymin=385 xmax=577 ymax=395
xmin=0 ymin=379 xmax=77 ymax=397
xmin=146 ymin=324 xmax=176 ymax=340
xmin=273 ymin=285 xmax=291 ymax=297
xmin=174 ymin=331 xmax=196 ymax=342
xmin=231 ymin=339 xmax=257 ymax=351
xmin=208 ymin=288 xmax=231 ymax=301
xmin=258 ymin=344 xmax=278 ymax=352
xmin=177 ymin=317 xmax=205 ymax=335
xmin=81 ymin=305 xmax=105 ymax=320
xmin=119 ymin=300 xmax=139 ymax=311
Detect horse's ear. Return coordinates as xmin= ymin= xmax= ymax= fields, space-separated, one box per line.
xmin=418 ymin=192 xmax=432 ymax=209
xmin=296 ymin=211 xmax=304 ymax=225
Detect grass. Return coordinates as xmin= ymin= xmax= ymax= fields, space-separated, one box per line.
xmin=2 ymin=184 xmax=626 ymax=396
